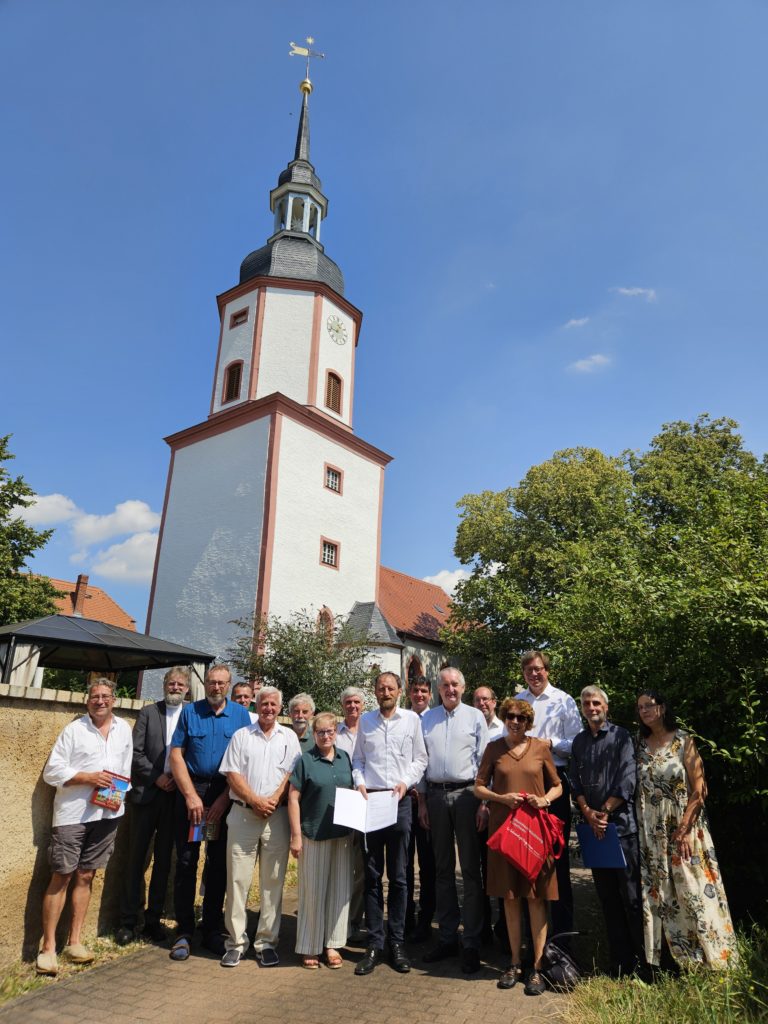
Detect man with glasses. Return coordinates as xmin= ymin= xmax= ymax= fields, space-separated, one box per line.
xmin=405 ymin=675 xmax=436 ymax=943
xmin=168 ymin=664 xmax=251 ymax=961
xmin=571 ymin=686 xmax=646 ymax=978
xmin=219 ymin=686 xmax=301 ymax=968
xmin=518 ymin=651 xmax=581 ymax=945
xmin=420 ymin=667 xmax=488 ymax=973
xmin=116 ymin=666 xmax=190 ymax=946
xmin=336 ymin=686 xmax=367 ymax=944
xmin=472 ymin=685 xmax=505 ymax=944
xmin=473 ymin=686 xmax=504 ymax=739
xmin=37 ymin=678 xmax=133 ymax=975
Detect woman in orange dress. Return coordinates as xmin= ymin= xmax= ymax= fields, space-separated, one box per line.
xmin=474 ymin=697 xmax=562 ymax=996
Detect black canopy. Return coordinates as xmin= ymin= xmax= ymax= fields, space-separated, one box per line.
xmin=0 ymin=615 xmax=213 ymax=679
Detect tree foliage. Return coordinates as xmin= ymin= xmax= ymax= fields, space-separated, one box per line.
xmin=0 ymin=435 xmax=61 ymax=626
xmin=445 ymin=415 xmax=768 ymax=920
xmin=227 ymin=610 xmax=372 ymax=712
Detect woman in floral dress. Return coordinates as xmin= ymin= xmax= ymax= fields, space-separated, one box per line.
xmin=636 ymin=689 xmax=737 ymax=968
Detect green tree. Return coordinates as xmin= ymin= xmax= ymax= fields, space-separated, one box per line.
xmin=445 ymin=415 xmax=768 ymax=921
xmin=0 ymin=435 xmax=61 ymax=625
xmin=227 ymin=609 xmax=372 ymax=711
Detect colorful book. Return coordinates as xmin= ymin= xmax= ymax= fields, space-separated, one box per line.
xmin=187 ymin=820 xmax=222 ymax=843
xmin=90 ymin=771 xmax=130 ymax=812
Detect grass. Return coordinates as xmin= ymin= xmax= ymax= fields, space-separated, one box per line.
xmin=560 ymin=927 xmax=768 ymax=1024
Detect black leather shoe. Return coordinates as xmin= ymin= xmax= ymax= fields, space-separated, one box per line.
xmin=390 ymin=942 xmax=411 ymax=973
xmin=423 ymin=941 xmax=459 ymax=963
xmin=461 ymin=947 xmax=481 ymax=974
xmin=115 ymin=927 xmax=134 ymax=947
xmin=497 ymin=964 xmax=522 ymax=989
xmin=355 ymin=947 xmax=384 ymax=976
xmin=141 ymin=921 xmax=167 ymax=943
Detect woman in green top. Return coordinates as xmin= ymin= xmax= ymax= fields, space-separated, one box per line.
xmin=288 ymin=711 xmax=354 ymax=969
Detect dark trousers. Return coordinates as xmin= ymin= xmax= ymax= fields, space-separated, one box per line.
xmin=406 ymin=796 xmax=435 ymax=928
xmin=550 ymin=767 xmax=574 ymax=941
xmin=364 ymin=795 xmax=412 ymax=949
xmin=173 ymin=777 xmax=229 ymax=939
xmin=592 ymin=834 xmax=646 ymax=976
xmin=121 ymin=789 xmax=176 ymax=928
xmin=427 ymin=786 xmax=484 ymax=949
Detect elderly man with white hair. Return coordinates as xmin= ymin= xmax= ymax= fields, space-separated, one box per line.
xmin=289 ymin=692 xmax=316 ymax=752
xmin=219 ymin=686 xmax=301 ymax=968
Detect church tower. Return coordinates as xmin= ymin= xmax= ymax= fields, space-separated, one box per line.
xmin=143 ymin=75 xmax=392 ymax=694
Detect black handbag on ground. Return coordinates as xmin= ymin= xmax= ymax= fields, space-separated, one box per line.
xmin=539 ymin=932 xmax=582 ymax=991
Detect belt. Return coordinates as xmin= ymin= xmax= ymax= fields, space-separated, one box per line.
xmin=427 ymin=779 xmax=475 ymax=791
xmin=232 ymin=799 xmax=248 ymax=808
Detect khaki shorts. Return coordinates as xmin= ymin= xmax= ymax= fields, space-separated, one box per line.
xmin=48 ymin=819 xmax=120 ymax=874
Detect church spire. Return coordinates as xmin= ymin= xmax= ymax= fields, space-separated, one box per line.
xmin=238 ymin=46 xmax=344 ymax=295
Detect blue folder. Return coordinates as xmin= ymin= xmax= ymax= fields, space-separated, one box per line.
xmin=575 ymin=822 xmax=627 ymax=868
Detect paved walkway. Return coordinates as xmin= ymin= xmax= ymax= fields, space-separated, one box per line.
xmin=0 ymin=884 xmax=581 ymax=1024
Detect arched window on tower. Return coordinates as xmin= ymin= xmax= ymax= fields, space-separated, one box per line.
xmin=222 ymin=361 xmax=244 ymax=404
xmin=291 ymin=197 xmax=305 ymax=232
xmin=308 ymin=204 xmax=319 ymax=239
xmin=325 ymin=372 xmax=342 ymax=415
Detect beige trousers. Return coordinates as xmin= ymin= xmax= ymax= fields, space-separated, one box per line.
xmin=224 ymin=803 xmax=289 ymax=953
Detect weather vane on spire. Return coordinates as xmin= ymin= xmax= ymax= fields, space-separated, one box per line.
xmin=289 ymin=37 xmax=325 ymax=82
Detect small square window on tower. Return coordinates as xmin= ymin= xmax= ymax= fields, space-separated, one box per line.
xmin=324 ymin=463 xmax=343 ymax=495
xmin=229 ymin=308 xmax=249 ymax=328
xmin=320 ymin=538 xmax=340 ymax=570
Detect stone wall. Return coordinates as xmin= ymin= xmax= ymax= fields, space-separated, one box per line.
xmin=0 ymin=684 xmax=146 ymax=969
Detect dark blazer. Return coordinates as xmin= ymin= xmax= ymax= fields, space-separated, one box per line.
xmin=129 ymin=700 xmax=172 ymax=805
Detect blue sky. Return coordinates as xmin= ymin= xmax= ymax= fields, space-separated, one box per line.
xmin=4 ymin=0 xmax=768 ymax=625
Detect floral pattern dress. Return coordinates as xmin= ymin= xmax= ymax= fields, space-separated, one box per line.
xmin=636 ymin=731 xmax=737 ymax=968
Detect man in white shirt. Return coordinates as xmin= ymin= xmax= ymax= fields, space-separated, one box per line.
xmin=116 ymin=667 xmax=190 ymax=945
xmin=336 ymin=686 xmax=366 ymax=943
xmin=352 ymin=672 xmax=428 ymax=975
xmin=420 ymin=668 xmax=488 ymax=973
xmin=473 ymin=686 xmax=504 ymax=739
xmin=405 ymin=675 xmax=435 ymax=943
xmin=37 ymin=678 xmax=133 ymax=976
xmin=231 ymin=681 xmax=258 ymax=724
xmin=219 ymin=685 xmax=301 ymax=968
xmin=519 ymin=650 xmax=582 ymax=945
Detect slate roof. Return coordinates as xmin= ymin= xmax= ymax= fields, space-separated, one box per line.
xmin=45 ymin=576 xmax=136 ymax=631
xmin=377 ymin=567 xmax=452 ymax=643
xmin=239 ymin=235 xmax=344 ymax=294
xmin=347 ymin=601 xmax=403 ymax=647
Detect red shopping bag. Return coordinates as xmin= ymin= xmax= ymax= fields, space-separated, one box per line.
xmin=487 ymin=794 xmax=565 ymax=884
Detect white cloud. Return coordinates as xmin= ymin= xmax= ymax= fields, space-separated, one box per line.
xmin=91 ymin=531 xmax=159 ymax=583
xmin=71 ymin=500 xmax=161 ymax=546
xmin=423 ymin=568 xmax=469 ymax=595
xmin=568 ymin=353 xmax=612 ymax=374
xmin=18 ymin=493 xmax=82 ymax=526
xmin=613 ymin=286 xmax=657 ymax=302
xmin=563 ymin=317 xmax=590 ymax=329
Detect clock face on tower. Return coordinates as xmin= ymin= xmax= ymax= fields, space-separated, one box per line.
xmin=326 ymin=314 xmax=348 ymax=346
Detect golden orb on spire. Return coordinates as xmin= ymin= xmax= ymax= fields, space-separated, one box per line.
xmin=300 ymin=77 xmax=313 ymax=96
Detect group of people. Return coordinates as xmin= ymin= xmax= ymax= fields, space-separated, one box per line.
xmin=36 ymin=653 xmax=737 ymax=993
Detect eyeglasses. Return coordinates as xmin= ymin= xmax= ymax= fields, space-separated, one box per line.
xmin=637 ymin=703 xmax=658 ymax=712
xmin=506 ymin=713 xmax=529 ymax=722
xmin=315 ymin=729 xmax=336 ymax=737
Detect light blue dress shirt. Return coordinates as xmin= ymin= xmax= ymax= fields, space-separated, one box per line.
xmin=420 ymin=702 xmax=488 ymax=784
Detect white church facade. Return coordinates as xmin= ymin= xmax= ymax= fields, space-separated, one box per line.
xmin=141 ymin=75 xmax=450 ymax=699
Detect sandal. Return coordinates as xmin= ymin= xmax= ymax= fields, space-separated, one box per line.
xmin=324 ymin=949 xmax=343 ymax=969
xmin=169 ymin=937 xmax=191 ymax=962
xmin=497 ymin=963 xmax=522 ymax=989
xmin=302 ymin=956 xmax=320 ymax=969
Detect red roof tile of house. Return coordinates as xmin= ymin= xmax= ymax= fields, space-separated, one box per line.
xmin=45 ymin=574 xmax=136 ymax=631
xmin=377 ymin=566 xmax=451 ymax=643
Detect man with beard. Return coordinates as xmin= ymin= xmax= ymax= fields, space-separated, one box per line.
xmin=352 ymin=672 xmax=427 ymax=975
xmin=115 ymin=667 xmax=190 ymax=945
xmin=336 ymin=686 xmax=367 ymax=944
xmin=168 ymin=664 xmax=250 ymax=961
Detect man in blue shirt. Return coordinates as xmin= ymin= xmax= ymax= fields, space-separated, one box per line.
xmin=570 ymin=685 xmax=646 ymax=978
xmin=168 ymin=664 xmax=250 ymax=961
xmin=419 ymin=667 xmax=488 ymax=974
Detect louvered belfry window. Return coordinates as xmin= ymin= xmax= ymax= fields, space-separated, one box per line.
xmin=224 ymin=362 xmax=243 ymax=403
xmin=325 ymin=372 xmax=342 ymax=414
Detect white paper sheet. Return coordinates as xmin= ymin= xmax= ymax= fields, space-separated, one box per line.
xmin=332 ymin=788 xmax=399 ymax=833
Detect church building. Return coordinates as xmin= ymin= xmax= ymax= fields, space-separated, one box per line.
xmin=142 ymin=74 xmax=450 ymax=698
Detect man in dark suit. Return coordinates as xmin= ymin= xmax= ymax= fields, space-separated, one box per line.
xmin=115 ymin=667 xmax=190 ymax=944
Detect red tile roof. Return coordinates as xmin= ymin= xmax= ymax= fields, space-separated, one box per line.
xmin=45 ymin=576 xmax=136 ymax=631
xmin=377 ymin=566 xmax=451 ymax=643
